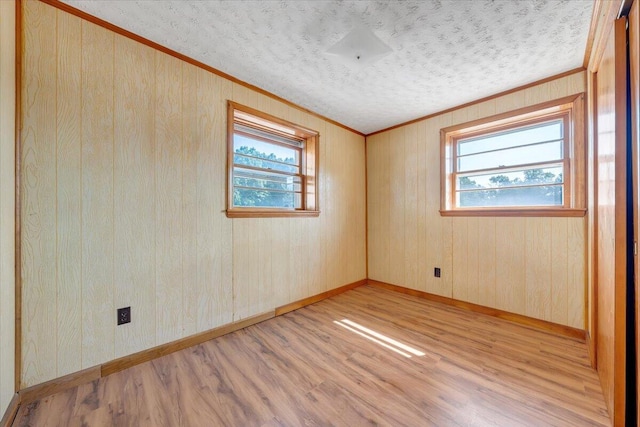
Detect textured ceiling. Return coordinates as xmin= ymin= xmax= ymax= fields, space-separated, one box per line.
xmin=61 ymin=0 xmax=594 ymax=134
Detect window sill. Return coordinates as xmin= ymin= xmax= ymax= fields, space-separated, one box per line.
xmin=439 ymin=208 xmax=587 ymax=217
xmin=226 ymin=209 xmax=320 ymax=218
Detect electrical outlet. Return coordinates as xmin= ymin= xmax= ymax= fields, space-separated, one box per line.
xmin=434 ymin=267 xmax=441 ymax=278
xmin=117 ymin=307 xmax=131 ymax=325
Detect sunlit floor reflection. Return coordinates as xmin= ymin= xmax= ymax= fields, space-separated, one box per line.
xmin=334 ymin=318 xmax=425 ymax=358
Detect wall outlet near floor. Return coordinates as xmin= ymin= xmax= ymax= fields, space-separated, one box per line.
xmin=434 ymin=267 xmax=441 ymax=278
xmin=117 ymin=306 xmax=131 ymax=325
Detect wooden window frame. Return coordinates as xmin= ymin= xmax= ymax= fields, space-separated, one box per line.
xmin=440 ymin=94 xmax=587 ymax=217
xmin=226 ymin=101 xmax=320 ymax=218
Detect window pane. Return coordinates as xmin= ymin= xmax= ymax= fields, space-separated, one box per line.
xmin=457 ymin=166 xmax=563 ymax=190
xmin=458 ymin=140 xmax=562 ymax=173
xmin=458 ymin=120 xmax=563 ymax=156
xmin=233 ymin=167 xmax=302 ymax=192
xmin=234 ymin=133 xmax=300 ymax=166
xmin=233 ymin=188 xmax=300 ymax=208
xmin=234 ymin=153 xmax=299 ymax=174
xmin=457 ymin=185 xmax=563 ymax=207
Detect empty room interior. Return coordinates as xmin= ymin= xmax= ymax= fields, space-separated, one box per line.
xmin=1 ymin=0 xmax=640 ymax=425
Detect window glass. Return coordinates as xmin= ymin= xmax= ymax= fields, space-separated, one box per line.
xmin=440 ymin=94 xmax=585 ymax=216
xmin=227 ymin=102 xmax=319 ymax=217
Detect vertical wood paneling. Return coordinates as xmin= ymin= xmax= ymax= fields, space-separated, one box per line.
xmin=55 ymin=10 xmax=82 ymax=376
xmin=567 ymin=218 xmax=586 ymax=329
xmin=232 ymin=220 xmax=256 ymax=319
xmin=316 ymin=120 xmax=329 ymax=290
xmin=21 ymin=1 xmax=58 ymax=386
xmin=388 ymin=127 xmax=405 ymax=287
xmin=0 ymin=0 xmax=15 ymax=412
xmin=465 ymin=217 xmax=480 ymax=303
xmin=80 ymin=21 xmax=115 ymax=368
xmin=404 ymin=124 xmax=418 ymax=290
xmin=350 ymin=129 xmax=367 ymax=285
xmin=550 ymin=218 xmax=569 ymax=326
xmin=452 ymin=218 xmax=468 ymax=301
xmin=195 ymin=69 xmax=232 ymax=329
xmin=195 ymin=69 xmax=217 ymax=326
xmin=415 ymin=121 xmax=428 ymax=291
xmin=258 ymin=218 xmax=275 ymax=308
xmin=448 ymin=108 xmax=469 ymax=301
xmin=424 ymin=115 xmax=453 ymax=298
xmin=21 ymin=0 xmax=366 ymax=389
xmin=113 ymin=36 xmax=156 ymax=358
xmin=525 ymin=218 xmax=552 ymax=321
xmin=495 ymin=218 xmax=526 ymax=314
xmin=476 ymin=217 xmax=496 ymax=308
xmin=155 ymin=52 xmax=183 ymax=343
xmin=211 ymin=76 xmax=233 ymax=327
xmin=367 ymin=72 xmax=587 ymax=328
xmin=181 ymin=62 xmax=198 ymax=337
xmin=323 ymin=123 xmax=341 ymax=292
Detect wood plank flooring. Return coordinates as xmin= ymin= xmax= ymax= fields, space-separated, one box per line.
xmin=12 ymin=286 xmax=610 ymax=426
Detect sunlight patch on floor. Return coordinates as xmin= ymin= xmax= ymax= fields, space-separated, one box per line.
xmin=333 ymin=318 xmax=425 ymax=358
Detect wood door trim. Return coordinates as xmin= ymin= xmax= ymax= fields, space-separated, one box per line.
xmin=630 ymin=2 xmax=640 ymax=426
xmin=612 ymin=17 xmax=628 ymax=425
xmin=590 ymin=69 xmax=599 ymax=370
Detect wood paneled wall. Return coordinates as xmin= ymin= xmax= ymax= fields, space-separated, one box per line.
xmin=367 ymin=72 xmax=587 ymax=329
xmin=591 ymin=16 xmax=629 ymax=426
xmin=20 ymin=0 xmax=366 ymax=388
xmin=0 ymin=0 xmax=16 ymax=414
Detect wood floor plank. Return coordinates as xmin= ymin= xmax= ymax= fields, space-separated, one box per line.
xmin=12 ymin=286 xmax=610 ymax=426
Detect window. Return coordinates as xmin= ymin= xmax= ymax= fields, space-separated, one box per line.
xmin=440 ymin=94 xmax=586 ymax=216
xmin=227 ymin=102 xmax=319 ymax=217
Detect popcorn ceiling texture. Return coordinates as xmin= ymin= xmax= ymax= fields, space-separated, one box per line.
xmin=62 ymin=0 xmax=594 ymax=134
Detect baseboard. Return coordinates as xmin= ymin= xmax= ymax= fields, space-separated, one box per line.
xmin=275 ymin=279 xmax=367 ymax=316
xmin=368 ymin=280 xmax=587 ymax=340
xmin=0 ymin=393 xmax=20 ymax=427
xmin=19 ymin=366 xmax=101 ymax=405
xmin=101 ymin=310 xmax=275 ymax=377
xmin=16 ymin=278 xmax=368 ymax=405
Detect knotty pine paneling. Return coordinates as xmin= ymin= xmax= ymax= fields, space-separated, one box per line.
xmin=367 ymin=71 xmax=587 ymax=329
xmin=20 ymin=1 xmax=366 ymax=388
xmin=0 ymin=0 xmax=16 ymax=414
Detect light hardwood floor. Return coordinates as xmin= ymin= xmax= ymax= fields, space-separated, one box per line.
xmin=12 ymin=286 xmax=610 ymax=426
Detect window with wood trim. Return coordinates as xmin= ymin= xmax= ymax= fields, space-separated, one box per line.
xmin=440 ymin=94 xmax=586 ymax=216
xmin=227 ymin=102 xmax=319 ymax=218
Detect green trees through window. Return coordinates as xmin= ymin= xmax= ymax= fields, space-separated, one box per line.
xmin=458 ymin=168 xmax=563 ymax=207
xmin=233 ymin=145 xmax=299 ymax=208
xmin=227 ymin=101 xmax=319 ymax=217
xmin=440 ymin=94 xmax=587 ymax=216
